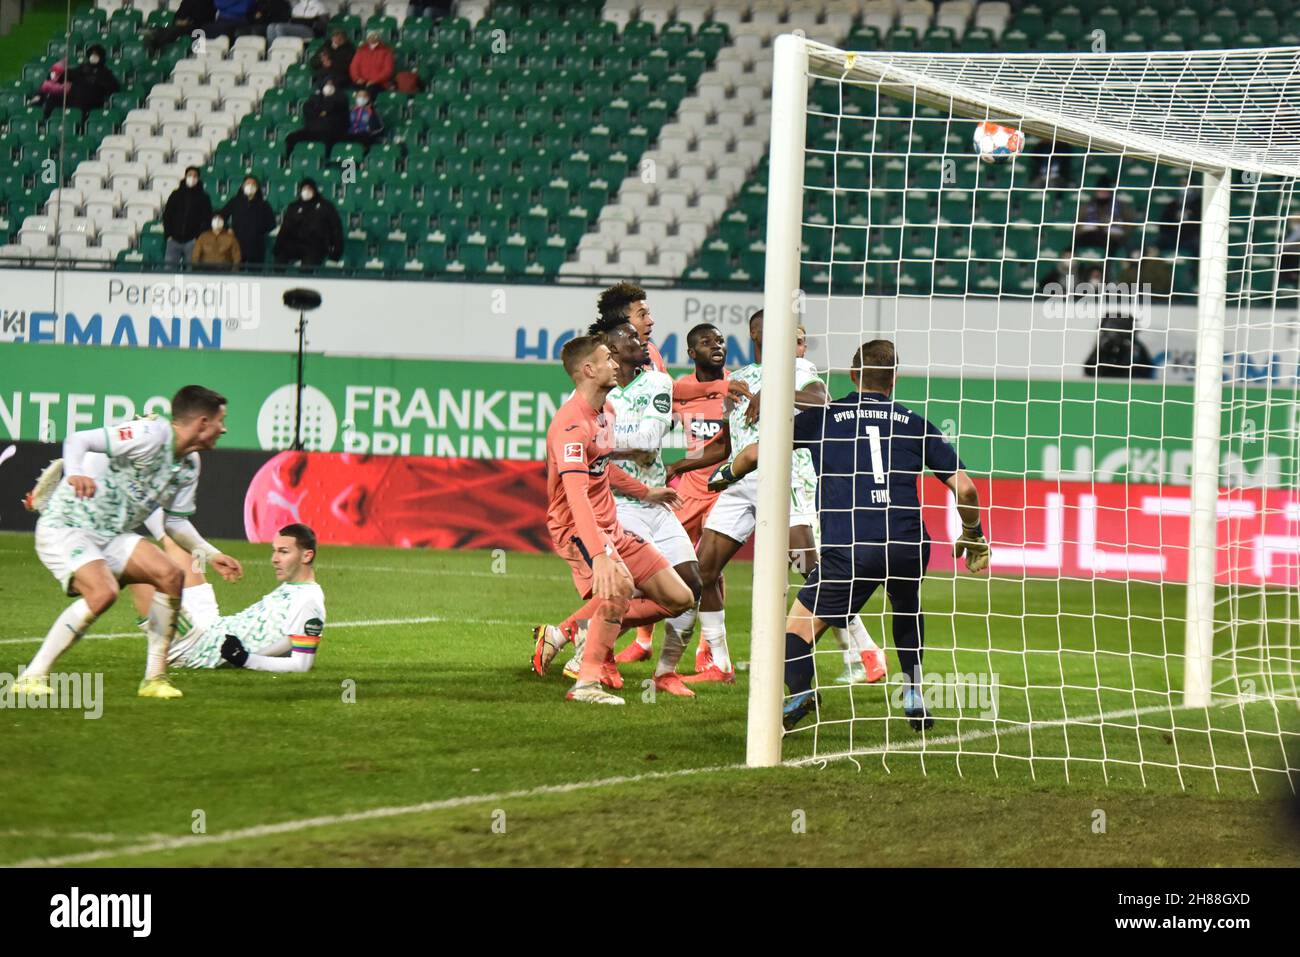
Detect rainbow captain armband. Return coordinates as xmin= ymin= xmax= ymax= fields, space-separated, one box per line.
xmin=291 ymin=634 xmax=322 ymax=655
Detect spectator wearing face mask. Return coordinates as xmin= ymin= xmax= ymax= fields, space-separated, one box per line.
xmin=275 ymin=178 xmax=343 ymax=268
xmin=219 ymin=176 xmax=278 ymax=269
xmin=312 ymin=29 xmax=354 ymax=83
xmin=341 ymin=89 xmax=385 ymax=154
xmin=163 ymin=167 xmax=214 ymax=267
xmin=192 ymin=213 xmax=242 ymax=269
xmin=283 ymin=80 xmax=349 ymax=160
xmin=146 ymin=0 xmax=216 ymax=55
xmin=267 ymin=0 xmax=329 ymax=42
xmin=63 ymin=45 xmax=120 ymax=123
xmin=32 ymin=60 xmax=69 ymax=120
xmin=349 ymin=30 xmax=394 ymax=98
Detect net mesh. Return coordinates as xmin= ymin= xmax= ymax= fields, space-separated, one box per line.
xmin=781 ymin=45 xmax=1300 ymax=792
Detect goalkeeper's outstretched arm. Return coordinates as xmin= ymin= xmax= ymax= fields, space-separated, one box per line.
xmin=947 ymin=471 xmax=990 ymax=573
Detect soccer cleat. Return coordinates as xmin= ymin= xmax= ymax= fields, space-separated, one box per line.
xmin=566 ymin=681 xmax=625 ymax=705
xmin=561 ymin=623 xmax=588 ymax=679
xmin=862 ymin=648 xmax=887 ymax=684
xmin=653 ymin=672 xmax=696 ymax=698
xmin=615 ymin=640 xmax=653 ymax=664
xmin=835 ymin=661 xmax=867 ymax=685
xmin=782 ymin=690 xmax=821 ymax=730
xmin=600 ymin=653 xmax=624 ymax=690
xmin=903 ymin=687 xmax=933 ymax=731
xmin=10 ymin=674 xmax=53 ymax=696
xmin=138 ymin=675 xmax=184 ymax=699
xmin=23 ymin=458 xmax=63 ymax=513
xmin=681 ymin=664 xmax=735 ymax=685
xmin=693 ymin=641 xmax=713 ymax=673
xmin=531 ymin=624 xmax=566 ymax=675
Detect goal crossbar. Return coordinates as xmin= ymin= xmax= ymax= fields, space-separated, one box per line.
xmin=804 ymin=42 xmax=1300 ymax=177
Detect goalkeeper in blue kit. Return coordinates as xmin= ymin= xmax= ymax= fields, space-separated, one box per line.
xmin=710 ymin=339 xmax=991 ymax=730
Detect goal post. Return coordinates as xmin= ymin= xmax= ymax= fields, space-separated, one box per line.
xmin=747 ymin=37 xmax=1300 ymax=783
xmin=747 ymin=33 xmax=808 ymax=768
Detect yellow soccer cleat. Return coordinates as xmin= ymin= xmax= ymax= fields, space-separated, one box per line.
xmin=138 ymin=675 xmax=184 ymax=699
xmin=11 ymin=674 xmax=54 ymax=696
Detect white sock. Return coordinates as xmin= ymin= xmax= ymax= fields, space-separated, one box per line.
xmin=635 ymin=626 xmax=654 ymax=650
xmin=846 ymin=616 xmax=880 ymax=654
xmin=656 ymin=606 xmax=698 ymax=677
xmin=24 ymin=599 xmax=97 ymax=677
xmin=145 ymin=592 xmax=181 ymax=681
xmin=831 ymin=629 xmax=857 ymax=669
xmin=698 ymin=609 xmax=731 ymax=672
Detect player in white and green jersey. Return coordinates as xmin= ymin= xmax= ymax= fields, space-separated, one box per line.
xmin=18 ymin=386 xmax=243 ymax=700
xmin=567 ymin=318 xmax=701 ymax=697
xmin=130 ymin=523 xmax=327 ymax=672
xmin=694 ymin=311 xmax=887 ymax=685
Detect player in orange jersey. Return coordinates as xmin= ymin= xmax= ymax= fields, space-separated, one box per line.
xmin=530 ymin=335 xmax=695 ymax=704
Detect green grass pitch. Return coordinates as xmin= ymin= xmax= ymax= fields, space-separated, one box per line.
xmin=0 ymin=530 xmax=1296 ymax=867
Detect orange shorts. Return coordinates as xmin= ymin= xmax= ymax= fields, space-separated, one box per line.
xmin=676 ymin=494 xmax=718 ymax=546
xmin=555 ymin=527 xmax=671 ymax=600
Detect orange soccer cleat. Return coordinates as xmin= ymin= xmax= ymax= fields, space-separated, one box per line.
xmin=862 ymin=648 xmax=887 ymax=684
xmin=681 ymin=665 xmax=735 ymax=685
xmin=600 ymin=653 xmax=625 ymax=690
xmin=615 ymin=640 xmax=653 ymax=664
xmin=653 ymin=672 xmax=696 ymax=698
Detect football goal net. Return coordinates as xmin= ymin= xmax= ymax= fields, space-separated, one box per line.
xmin=748 ymin=35 xmax=1300 ymax=792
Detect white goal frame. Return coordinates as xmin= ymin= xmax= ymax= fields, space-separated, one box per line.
xmin=747 ymin=34 xmax=1300 ymax=767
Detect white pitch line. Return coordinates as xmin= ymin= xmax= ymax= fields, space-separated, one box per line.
xmin=0 ymin=613 xmax=531 ymax=647
xmin=10 ymin=692 xmax=1288 ymax=868
xmin=0 ymin=828 xmax=164 ymax=845
xmin=7 ymin=764 xmax=745 ymax=868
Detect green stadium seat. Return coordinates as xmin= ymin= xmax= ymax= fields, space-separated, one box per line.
xmin=1010 ymin=5 xmax=1047 ymax=40
xmin=998 ymin=29 xmax=1031 ymax=52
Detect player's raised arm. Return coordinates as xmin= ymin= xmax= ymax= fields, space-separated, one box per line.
xmin=160 ymin=460 xmax=243 ymax=583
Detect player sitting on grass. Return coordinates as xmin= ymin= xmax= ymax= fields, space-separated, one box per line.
xmin=530 ymin=335 xmax=695 ymax=705
xmin=127 ymin=521 xmax=326 ymax=672
xmin=17 ymin=387 xmax=243 ymax=699
xmin=709 ymin=339 xmax=991 ymax=731
xmin=692 ymin=310 xmax=887 ymax=685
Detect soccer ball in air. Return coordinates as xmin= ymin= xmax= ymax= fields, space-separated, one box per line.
xmin=972 ymin=121 xmax=1024 ymax=164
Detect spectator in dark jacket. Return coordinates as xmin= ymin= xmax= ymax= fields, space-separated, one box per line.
xmin=283 ymin=80 xmax=349 ymax=160
xmin=163 ymin=167 xmax=214 ymax=267
xmin=63 ymin=45 xmax=120 ymax=121
xmin=311 ymin=29 xmax=354 ymax=83
xmin=206 ymin=0 xmax=254 ymax=39
xmin=275 ymin=178 xmax=343 ymax=268
xmin=340 ymin=89 xmax=384 ymax=154
xmin=219 ymin=175 xmax=278 ymax=269
xmin=146 ymin=0 xmax=215 ymax=55
xmin=1084 ymin=314 xmax=1156 ymax=379
xmin=248 ymin=0 xmax=292 ymax=37
xmin=311 ymin=48 xmax=349 ymax=89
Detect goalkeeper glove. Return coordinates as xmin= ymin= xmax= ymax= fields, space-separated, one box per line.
xmin=953 ymin=522 xmax=991 ymax=573
xmin=707 ymin=463 xmax=739 ymax=493
xmin=221 ymin=635 xmax=250 ymax=668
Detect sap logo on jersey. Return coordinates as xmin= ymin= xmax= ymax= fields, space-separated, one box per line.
xmin=689 ymin=419 xmax=723 ymax=439
xmin=563 ymin=443 xmax=584 ymax=463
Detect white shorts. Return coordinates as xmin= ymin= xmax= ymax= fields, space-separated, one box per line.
xmin=616 ymin=501 xmax=696 ymax=568
xmin=35 ymin=523 xmax=143 ymax=596
xmin=702 ymin=473 xmax=817 ymax=545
